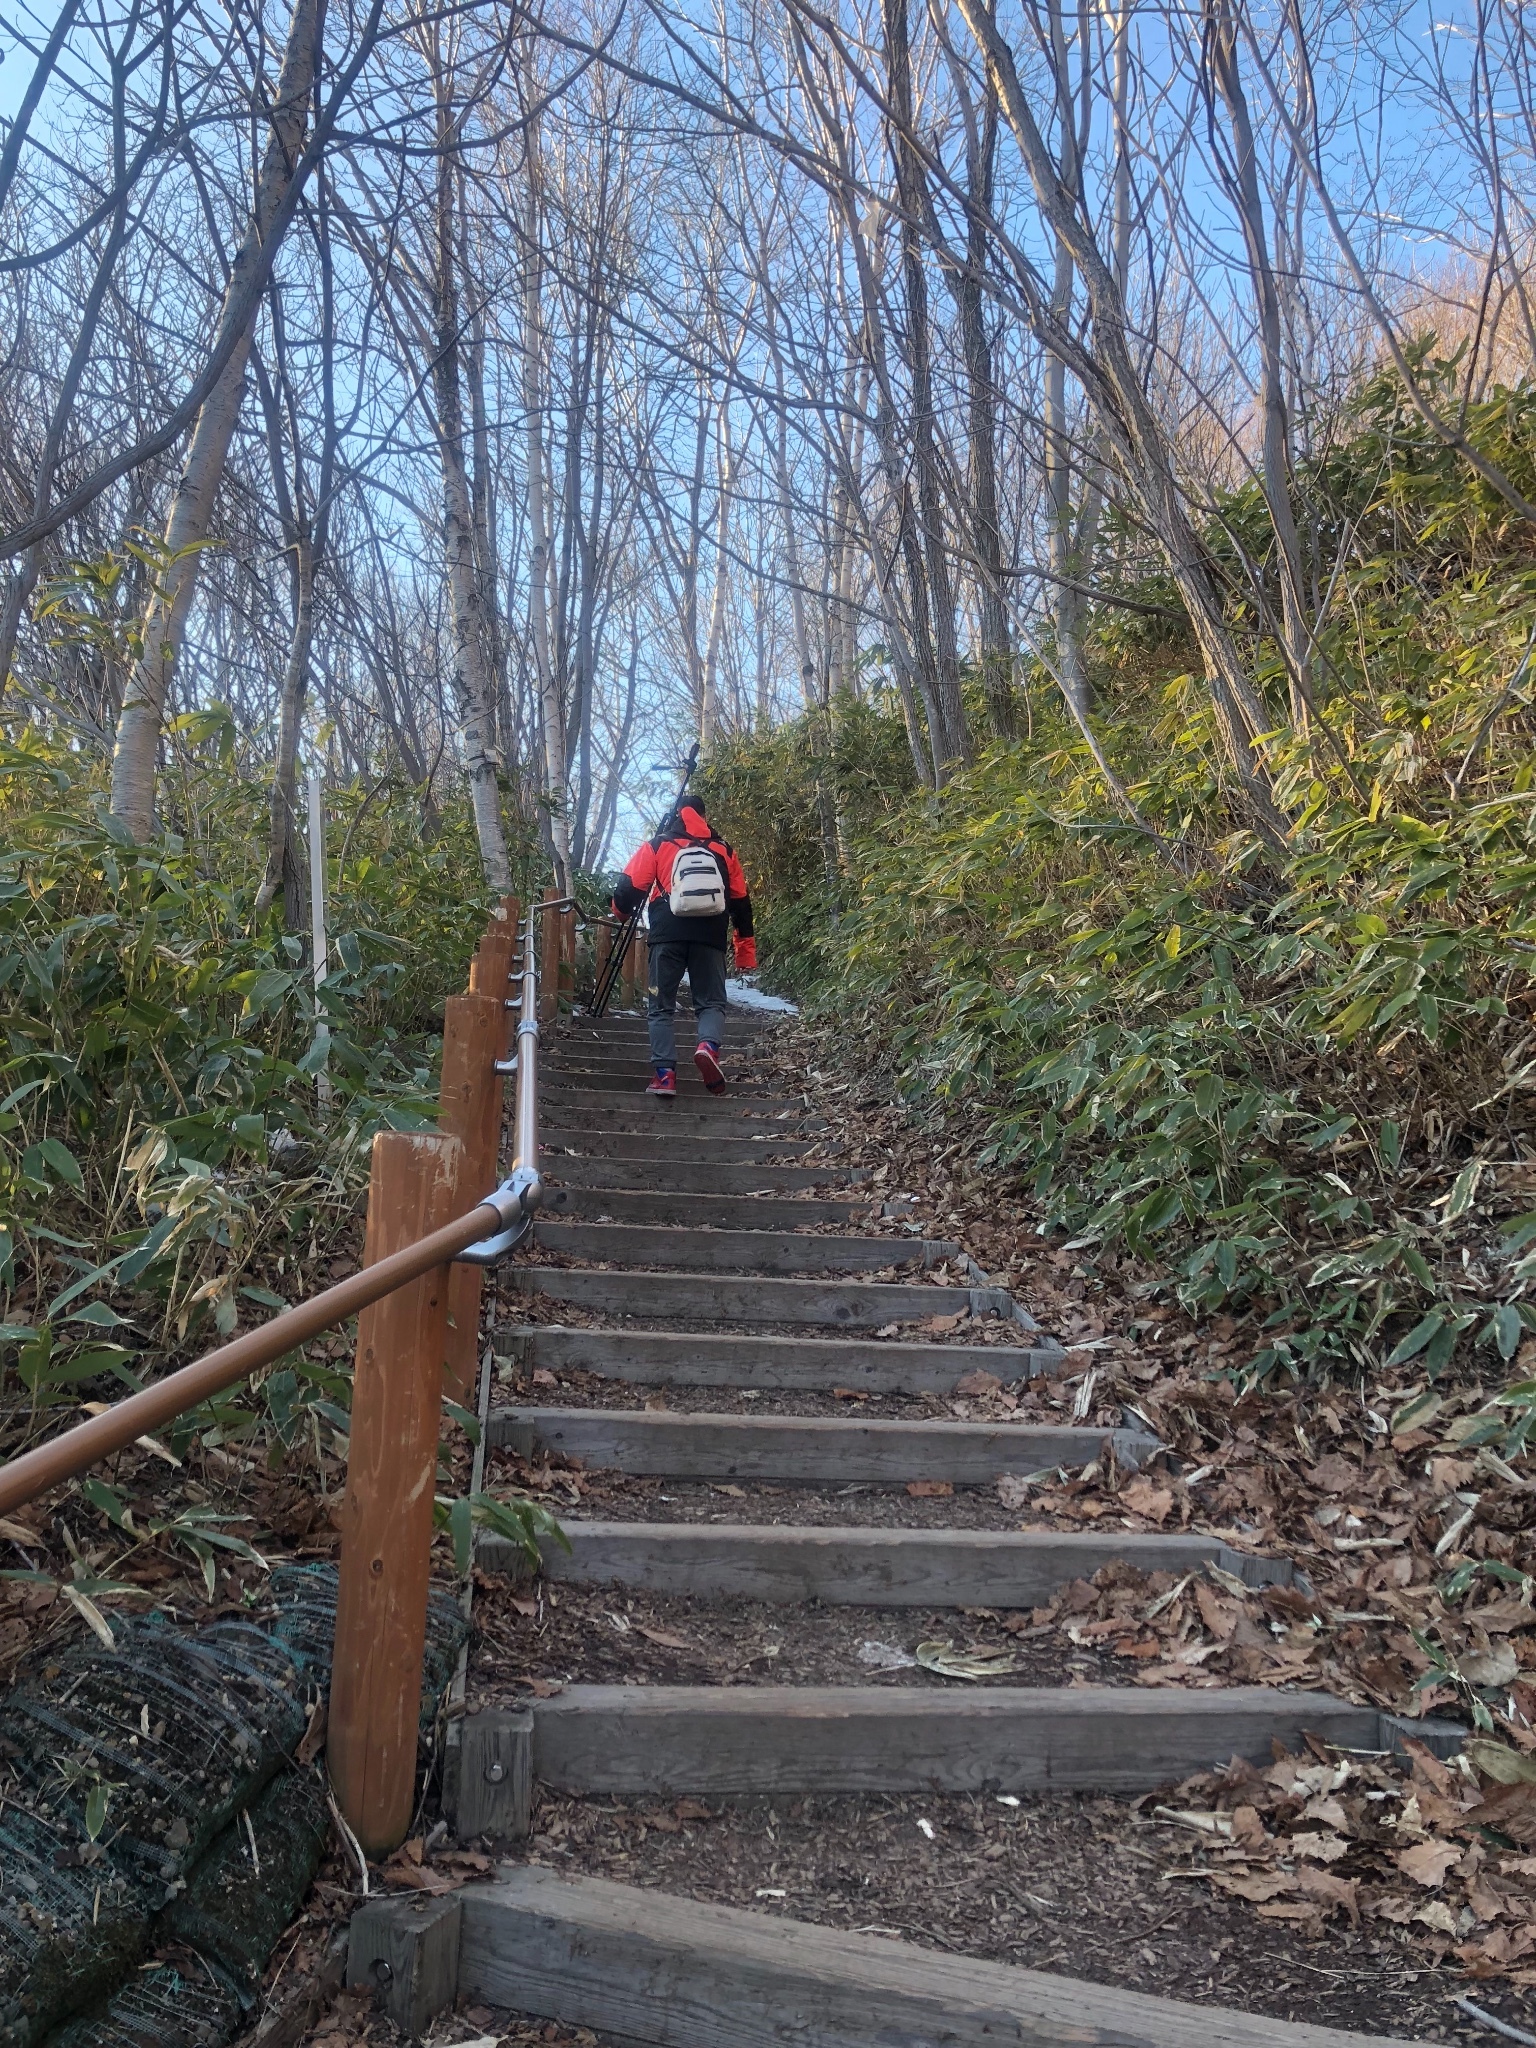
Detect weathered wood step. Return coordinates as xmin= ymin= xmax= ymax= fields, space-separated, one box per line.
xmin=541 ymin=1129 xmax=821 ymax=1163
xmin=520 ymin=1324 xmax=1063 ymax=1388
xmin=539 ymin=1186 xmax=870 ymax=1229
xmin=541 ymin=1093 xmax=810 ymax=1127
xmin=508 ymin=1267 xmax=1015 ymax=1326
xmin=541 ymin=1156 xmax=856 ymax=1194
xmin=532 ymin=1221 xmax=948 ymax=1274
xmin=525 ymin=1685 xmax=1390 ymax=1796
xmin=547 ymin=1064 xmax=795 ymax=1092
xmin=446 ymin=1867 xmax=1420 ymax=2048
xmin=487 ymin=1408 xmax=1150 ymax=1480
xmin=478 ymin=1520 xmax=1274 ymax=1605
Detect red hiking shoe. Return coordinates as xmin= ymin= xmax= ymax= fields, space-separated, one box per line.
xmin=647 ymin=1068 xmax=677 ymax=1098
xmin=694 ymin=1041 xmax=726 ymax=1094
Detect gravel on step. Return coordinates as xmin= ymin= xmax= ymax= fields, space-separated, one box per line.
xmin=496 ymin=1299 xmax=1041 ymax=1348
xmin=522 ymin=1790 xmax=1488 ymax=2042
xmin=464 ymin=1575 xmax=1133 ymax=1699
xmin=494 ymin=1364 xmax=1117 ymax=1426
xmin=482 ymin=1459 xmax=1140 ymax=1533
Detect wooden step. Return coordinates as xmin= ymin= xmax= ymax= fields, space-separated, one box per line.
xmin=532 ymin=1221 xmax=947 ymax=1274
xmin=548 ymin=1073 xmax=798 ymax=1105
xmin=540 ymin=1186 xmax=871 ymax=1229
xmin=540 ymin=1130 xmax=821 ymax=1163
xmin=541 ymin=1093 xmax=809 ymax=1126
xmin=486 ymin=1409 xmax=1152 ymax=1481
xmin=478 ymin=1520 xmax=1274 ymax=1604
xmin=444 ymin=1868 xmax=1421 ymax=2048
xmin=541 ymin=1156 xmax=856 ymax=1194
xmin=524 ymin=1685 xmax=1388 ymax=1796
xmin=507 ymin=1268 xmax=1018 ymax=1326
xmin=521 ymin=1324 xmax=1063 ymax=1388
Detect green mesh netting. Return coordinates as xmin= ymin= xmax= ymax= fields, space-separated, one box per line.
xmin=162 ymin=1768 xmax=330 ymax=2004
xmin=48 ymin=1965 xmax=239 ymax=2048
xmin=0 ymin=1562 xmax=465 ymax=2048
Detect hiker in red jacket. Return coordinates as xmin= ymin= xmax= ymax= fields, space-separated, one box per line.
xmin=612 ymin=803 xmax=757 ymax=1098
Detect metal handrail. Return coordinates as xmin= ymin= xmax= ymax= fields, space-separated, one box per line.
xmin=0 ymin=897 xmax=554 ymax=1517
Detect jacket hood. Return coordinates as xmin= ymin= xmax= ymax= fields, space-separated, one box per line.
xmin=675 ymin=805 xmax=712 ymax=838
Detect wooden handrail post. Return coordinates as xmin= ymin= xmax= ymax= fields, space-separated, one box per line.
xmin=594 ymin=920 xmax=612 ymax=999
xmin=538 ymin=885 xmax=560 ymax=1025
xmin=558 ymin=905 xmax=577 ymax=1004
xmin=330 ymin=1129 xmax=463 ymax=1858
xmin=470 ymin=929 xmax=516 ymax=1059
xmin=438 ymin=992 xmax=503 ymax=1403
xmin=623 ymin=929 xmax=646 ymax=1009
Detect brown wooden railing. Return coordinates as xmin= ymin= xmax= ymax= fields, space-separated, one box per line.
xmin=0 ymin=889 xmax=587 ymax=1857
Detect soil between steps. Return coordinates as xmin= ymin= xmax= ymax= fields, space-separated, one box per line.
xmin=493 ymin=1361 xmax=1105 ymax=1424
xmin=464 ymin=1574 xmax=1137 ymax=1698
xmin=518 ymin=1790 xmax=1489 ymax=2043
xmin=483 ymin=1461 xmax=1090 ymax=1531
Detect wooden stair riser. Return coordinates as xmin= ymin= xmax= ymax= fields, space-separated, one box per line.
xmin=509 ymin=1269 xmax=1014 ymax=1326
xmin=486 ymin=1409 xmax=1156 ymax=1481
xmin=442 ymin=1870 xmax=1424 ymax=2048
xmin=539 ymin=1157 xmax=856 ymax=1195
xmin=539 ymin=1186 xmax=872 ymax=1229
xmin=521 ymin=1324 xmax=1064 ymax=1388
xmin=540 ymin=1130 xmax=821 ymax=1163
xmin=477 ymin=1522 xmax=1285 ymax=1605
xmin=532 ymin=1221 xmax=948 ymax=1275
xmin=526 ymin=1685 xmax=1389 ymax=1797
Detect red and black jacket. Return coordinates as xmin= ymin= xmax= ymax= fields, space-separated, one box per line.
xmin=613 ymin=805 xmax=754 ymax=952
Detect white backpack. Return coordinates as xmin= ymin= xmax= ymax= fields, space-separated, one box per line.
xmin=668 ymin=841 xmax=727 ymax=917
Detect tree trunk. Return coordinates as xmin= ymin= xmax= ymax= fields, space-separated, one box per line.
xmin=430 ymin=73 xmax=509 ymax=890
xmin=953 ymin=65 xmax=1014 ymax=738
xmin=955 ymin=0 xmax=1288 ymax=840
xmin=885 ymin=0 xmax=970 ymax=769
xmin=521 ymin=125 xmax=570 ymax=890
xmin=1202 ymin=0 xmax=1313 ymax=728
xmin=109 ymin=0 xmax=324 ymax=840
xmin=254 ymin=531 xmax=315 ymax=922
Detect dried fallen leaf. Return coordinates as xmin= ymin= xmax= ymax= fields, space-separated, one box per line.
xmin=385 ymin=1862 xmax=457 ymax=1894
xmin=637 ymin=1625 xmax=691 ymax=1650
xmin=955 ymin=1369 xmax=1002 ymax=1397
xmin=1460 ymin=1643 xmax=1521 ymax=1689
xmin=1396 ymin=1839 xmax=1460 ymax=1888
xmin=297 ymin=1697 xmax=328 ymax=1766
xmin=1467 ymin=1741 xmax=1536 ymax=1786
xmin=1211 ymin=1871 xmax=1295 ymax=1903
xmin=907 ymin=1480 xmax=953 ymax=1498
xmin=915 ymin=1639 xmax=1019 ymax=1681
xmin=1296 ymin=1867 xmax=1361 ymax=1925
xmin=1119 ymin=1476 xmax=1174 ymax=1524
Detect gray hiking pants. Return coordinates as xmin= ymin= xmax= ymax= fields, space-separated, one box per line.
xmin=647 ymin=941 xmax=728 ymax=1071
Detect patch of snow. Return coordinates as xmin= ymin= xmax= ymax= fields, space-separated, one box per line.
xmin=727 ymin=977 xmax=798 ymax=1014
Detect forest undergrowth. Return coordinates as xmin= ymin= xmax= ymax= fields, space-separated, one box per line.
xmin=0 ymin=720 xmax=561 ymax=1688
xmin=702 ymin=365 xmax=1536 ymax=1418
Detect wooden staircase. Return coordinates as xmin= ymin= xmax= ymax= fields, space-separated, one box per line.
xmin=354 ymin=1009 xmax=1444 ymax=2048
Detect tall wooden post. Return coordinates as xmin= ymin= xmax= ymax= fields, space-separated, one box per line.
xmin=624 ymin=930 xmax=646 ymax=1010
xmin=471 ymin=929 xmax=516 ymax=1061
xmin=538 ymin=886 xmax=560 ymax=1025
xmin=329 ymin=1129 xmax=462 ymax=1857
xmin=559 ymin=906 xmax=577 ymax=1005
xmin=438 ymin=992 xmax=503 ymax=1403
xmin=594 ymin=921 xmax=612 ymax=1002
